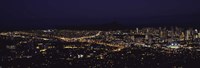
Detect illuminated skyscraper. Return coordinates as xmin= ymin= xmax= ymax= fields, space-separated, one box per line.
xmin=131 ymin=35 xmax=135 ymax=41
xmin=136 ymin=28 xmax=139 ymax=34
xmin=186 ymin=30 xmax=190 ymax=40
xmin=145 ymin=34 xmax=148 ymax=40
xmin=198 ymin=33 xmax=200 ymax=38
xmin=180 ymin=32 xmax=185 ymax=41
xmin=160 ymin=31 xmax=163 ymax=38
xmin=194 ymin=29 xmax=199 ymax=39
xmin=145 ymin=29 xmax=149 ymax=40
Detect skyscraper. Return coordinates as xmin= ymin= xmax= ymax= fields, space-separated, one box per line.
xmin=136 ymin=28 xmax=139 ymax=34
xmin=186 ymin=30 xmax=190 ymax=40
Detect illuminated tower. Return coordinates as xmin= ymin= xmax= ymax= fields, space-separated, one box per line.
xmin=180 ymin=32 xmax=185 ymax=41
xmin=145 ymin=34 xmax=148 ymax=40
xmin=145 ymin=29 xmax=149 ymax=40
xmin=194 ymin=29 xmax=198 ymax=39
xmin=136 ymin=28 xmax=139 ymax=34
xmin=198 ymin=33 xmax=200 ymax=38
xmin=186 ymin=30 xmax=190 ymax=40
xmin=160 ymin=31 xmax=163 ymax=38
xmin=195 ymin=29 xmax=198 ymax=34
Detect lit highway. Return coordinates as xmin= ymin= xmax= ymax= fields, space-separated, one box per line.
xmin=56 ymin=31 xmax=125 ymax=52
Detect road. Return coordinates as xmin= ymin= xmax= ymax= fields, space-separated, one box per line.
xmin=56 ymin=31 xmax=125 ymax=52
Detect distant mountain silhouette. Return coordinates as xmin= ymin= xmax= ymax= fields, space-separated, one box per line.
xmin=1 ymin=13 xmax=200 ymax=31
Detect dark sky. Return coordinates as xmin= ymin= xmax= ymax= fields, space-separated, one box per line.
xmin=0 ymin=0 xmax=200 ymax=28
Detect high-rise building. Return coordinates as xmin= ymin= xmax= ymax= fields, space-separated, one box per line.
xmin=131 ymin=36 xmax=135 ymax=41
xmin=136 ymin=28 xmax=139 ymax=34
xmin=180 ymin=32 xmax=185 ymax=41
xmin=145 ymin=34 xmax=148 ymax=40
xmin=160 ymin=31 xmax=163 ymax=38
xmin=145 ymin=29 xmax=149 ymax=40
xmin=198 ymin=33 xmax=200 ymax=38
xmin=185 ymin=30 xmax=191 ymax=40
xmin=194 ymin=29 xmax=199 ymax=39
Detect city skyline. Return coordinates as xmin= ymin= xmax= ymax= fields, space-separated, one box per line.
xmin=1 ymin=27 xmax=200 ymax=67
xmin=1 ymin=0 xmax=200 ymax=68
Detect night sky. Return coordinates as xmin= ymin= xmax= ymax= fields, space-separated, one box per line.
xmin=0 ymin=0 xmax=200 ymax=29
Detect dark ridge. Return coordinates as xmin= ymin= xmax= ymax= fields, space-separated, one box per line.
xmin=0 ymin=14 xmax=200 ymax=31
